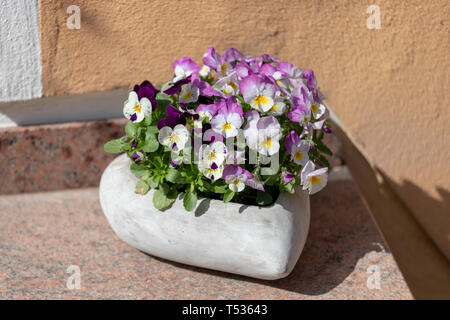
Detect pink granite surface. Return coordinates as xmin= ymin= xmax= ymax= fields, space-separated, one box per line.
xmin=0 ymin=119 xmax=126 ymax=195
xmin=0 ymin=167 xmax=412 ymax=299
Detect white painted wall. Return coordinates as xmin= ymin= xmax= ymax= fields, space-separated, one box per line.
xmin=0 ymin=0 xmax=42 ymax=102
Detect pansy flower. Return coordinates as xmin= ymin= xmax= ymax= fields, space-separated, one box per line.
xmin=301 ymin=161 xmax=328 ymax=194
xmin=268 ymin=93 xmax=286 ymax=116
xmin=302 ymin=69 xmax=317 ymax=91
xmin=133 ymin=80 xmax=159 ymax=111
xmin=284 ymin=131 xmax=310 ymax=165
xmin=123 ymin=91 xmax=152 ymax=123
xmin=202 ymin=46 xmax=232 ymax=77
xmin=282 ymin=172 xmax=296 ymax=184
xmin=224 ymin=48 xmax=245 ymax=63
xmin=199 ymin=141 xmax=227 ymax=166
xmin=196 ymin=104 xmax=218 ymax=121
xmin=158 ymin=124 xmax=189 ymax=152
xmin=240 ymin=75 xmax=276 ymax=112
xmin=163 ymin=76 xmax=192 ymax=95
xmin=256 ymin=116 xmax=282 ymax=156
xmin=210 ymin=97 xmax=243 ymax=138
xmin=198 ymin=65 xmax=211 ymax=78
xmin=157 ymin=105 xmax=186 ymax=129
xmin=173 ymin=56 xmax=200 ymax=82
xmin=222 ymin=165 xmax=252 ymax=192
xmin=179 ymin=83 xmax=199 ymax=104
xmin=198 ymin=160 xmax=223 ymax=181
xmin=243 ymin=111 xmax=282 ymax=155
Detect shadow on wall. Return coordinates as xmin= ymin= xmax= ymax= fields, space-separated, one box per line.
xmin=383 ymin=173 xmax=450 ymax=261
xmin=150 ymin=170 xmax=386 ymax=296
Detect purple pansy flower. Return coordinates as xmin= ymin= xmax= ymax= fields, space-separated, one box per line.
xmin=157 ymin=105 xmax=186 ymax=130
xmin=282 ymin=172 xmax=296 ymax=184
xmin=303 ymin=69 xmax=316 ymax=91
xmin=224 ymin=48 xmax=245 ymax=63
xmin=163 ymin=76 xmax=192 ymax=95
xmin=133 ymin=80 xmax=159 ymax=111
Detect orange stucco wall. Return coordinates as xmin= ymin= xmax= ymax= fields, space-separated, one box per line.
xmin=39 ymin=1 xmax=450 ymax=258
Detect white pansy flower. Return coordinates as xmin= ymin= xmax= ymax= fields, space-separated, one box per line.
xmin=199 ymin=65 xmax=211 ymax=78
xmin=198 ymin=161 xmax=223 ymax=181
xmin=158 ymin=124 xmax=189 ymax=152
xmin=199 ymin=141 xmax=227 ymax=166
xmin=123 ymin=91 xmax=152 ymax=123
xmin=310 ymin=102 xmax=326 ymax=119
xmin=300 ymin=161 xmax=328 ymax=195
xmin=179 ymin=83 xmax=199 ymax=104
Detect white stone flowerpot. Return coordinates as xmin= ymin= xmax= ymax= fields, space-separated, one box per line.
xmin=99 ymin=154 xmax=310 ymax=280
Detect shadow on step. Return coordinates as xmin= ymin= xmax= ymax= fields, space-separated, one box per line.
xmin=149 ymin=174 xmax=386 ymax=296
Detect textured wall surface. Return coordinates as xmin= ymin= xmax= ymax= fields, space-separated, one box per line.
xmin=0 ymin=0 xmax=42 ymax=102
xmin=39 ymin=1 xmax=450 ymax=258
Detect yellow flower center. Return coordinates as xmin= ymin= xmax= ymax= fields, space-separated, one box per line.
xmin=223 ymin=88 xmax=230 ymax=95
xmin=220 ymin=64 xmax=227 ymax=76
xmin=209 ymin=152 xmax=216 ymax=160
xmin=222 ymin=122 xmax=232 ymax=130
xmin=294 ymin=151 xmax=304 ymax=161
xmin=133 ymin=104 xmax=141 ymax=113
xmin=311 ymin=104 xmax=318 ymax=115
xmin=228 ymin=82 xmax=237 ymax=90
xmin=183 ymin=91 xmax=192 ymax=100
xmin=254 ymin=95 xmax=269 ymax=107
xmin=263 ymin=137 xmax=272 ymax=148
xmin=169 ymin=133 xmax=179 ymax=143
xmin=310 ymin=176 xmax=321 ymax=185
xmin=271 ymin=104 xmax=278 ymax=111
xmin=233 ymin=178 xmax=239 ymax=185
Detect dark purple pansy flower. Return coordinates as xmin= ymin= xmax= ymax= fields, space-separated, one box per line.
xmin=133 ymin=80 xmax=159 ymax=110
xmin=131 ymin=150 xmax=144 ymax=163
xmin=157 ymin=105 xmax=186 ymax=129
xmin=163 ymin=76 xmax=192 ymax=95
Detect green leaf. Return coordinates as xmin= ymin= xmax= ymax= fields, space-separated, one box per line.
xmin=144 ymin=114 xmax=152 ymax=126
xmin=104 ymin=138 xmax=128 ymax=154
xmin=156 ymin=92 xmax=171 ymax=110
xmin=284 ymin=182 xmax=295 ymax=194
xmin=166 ymin=168 xmax=181 ymax=183
xmin=317 ymin=143 xmax=333 ymax=156
xmin=143 ymin=135 xmax=159 ymax=153
xmin=148 ymin=175 xmax=160 ymax=189
xmin=256 ymin=191 xmax=273 ymax=206
xmin=152 ymin=188 xmax=177 ymax=210
xmin=223 ymin=189 xmax=235 ymax=203
xmin=212 ymin=185 xmax=228 ymax=194
xmin=183 ymin=190 xmax=198 ymax=212
xmin=135 ymin=179 xmax=150 ymax=195
xmin=125 ymin=121 xmax=138 ymax=138
xmin=147 ymin=125 xmax=159 ymax=135
xmin=318 ymin=154 xmax=330 ymax=168
xmin=130 ymin=163 xmax=148 ymax=177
